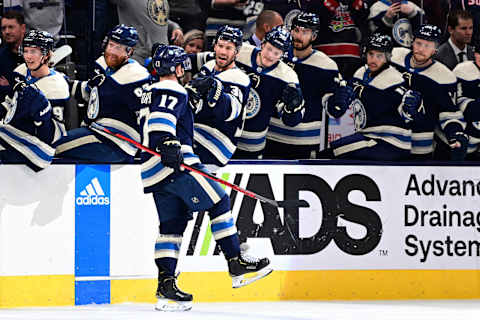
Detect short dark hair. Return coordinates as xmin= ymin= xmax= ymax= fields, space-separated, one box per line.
xmin=256 ymin=10 xmax=281 ymax=29
xmin=447 ymin=9 xmax=473 ymax=29
xmin=1 ymin=10 xmax=25 ymax=25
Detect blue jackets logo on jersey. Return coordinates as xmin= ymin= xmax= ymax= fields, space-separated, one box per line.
xmin=245 ymin=88 xmax=261 ymax=119
xmin=351 ymin=98 xmax=366 ymax=130
xmin=393 ymin=18 xmax=413 ymax=48
xmin=87 ymin=87 xmax=100 ymax=120
xmin=76 ymin=176 xmax=110 ymax=206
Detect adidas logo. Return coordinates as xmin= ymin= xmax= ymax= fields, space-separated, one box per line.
xmin=76 ymin=177 xmax=110 ymax=206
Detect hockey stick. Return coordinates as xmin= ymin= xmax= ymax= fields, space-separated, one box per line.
xmin=51 ymin=45 xmax=72 ymax=67
xmin=90 ymin=123 xmax=309 ymax=209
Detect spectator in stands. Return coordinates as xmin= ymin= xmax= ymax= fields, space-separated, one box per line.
xmin=183 ymin=29 xmax=205 ymax=54
xmin=314 ymin=0 xmax=370 ymax=80
xmin=246 ymin=9 xmax=283 ymax=48
xmin=410 ymin=0 xmax=449 ymax=33
xmin=200 ymin=0 xmax=263 ymax=50
xmin=368 ymin=0 xmax=424 ymax=48
xmin=0 ymin=10 xmax=26 ymax=101
xmin=169 ymin=0 xmax=206 ymax=32
xmin=110 ymin=0 xmax=184 ymax=64
xmin=436 ymin=9 xmax=474 ymax=70
xmin=3 ymin=0 xmax=65 ymax=40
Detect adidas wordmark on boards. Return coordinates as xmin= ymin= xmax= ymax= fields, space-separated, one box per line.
xmin=76 ymin=177 xmax=110 ymax=206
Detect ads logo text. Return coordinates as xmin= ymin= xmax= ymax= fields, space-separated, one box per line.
xmin=187 ymin=174 xmax=383 ymax=257
xmin=76 ymin=177 xmax=110 ymax=206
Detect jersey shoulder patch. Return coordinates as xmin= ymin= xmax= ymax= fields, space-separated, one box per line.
xmin=111 ymin=59 xmax=150 ymax=85
xmin=35 ymin=71 xmax=70 ymax=100
xmin=13 ymin=64 xmax=28 ymax=77
xmin=454 ymin=61 xmax=480 ymax=82
xmin=149 ymin=79 xmax=187 ymax=96
xmin=391 ymin=47 xmax=411 ymax=67
xmin=217 ymin=67 xmax=251 ymax=88
xmin=236 ymin=43 xmax=256 ymax=67
xmin=303 ymin=50 xmax=339 ymax=71
xmin=370 ymin=66 xmax=404 ymax=90
xmin=421 ymin=61 xmax=457 ymax=85
xmin=267 ymin=60 xmax=299 ymax=84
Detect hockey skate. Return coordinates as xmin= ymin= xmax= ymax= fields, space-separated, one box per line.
xmin=228 ymin=246 xmax=273 ymax=288
xmin=155 ymin=273 xmax=193 ymax=312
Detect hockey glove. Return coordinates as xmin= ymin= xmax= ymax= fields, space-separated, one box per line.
xmin=15 ymin=83 xmax=49 ymax=121
xmin=448 ymin=132 xmax=469 ymax=161
xmin=399 ymin=90 xmax=423 ymax=123
xmin=281 ymin=84 xmax=304 ymax=114
xmin=206 ymin=77 xmax=224 ymax=108
xmin=329 ymin=81 xmax=354 ymax=118
xmin=185 ymin=82 xmax=204 ymax=114
xmin=188 ymin=75 xmax=214 ymax=98
xmin=156 ymin=136 xmax=184 ymax=171
xmin=87 ymin=73 xmax=106 ymax=91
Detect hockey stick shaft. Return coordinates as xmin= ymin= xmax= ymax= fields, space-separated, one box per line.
xmin=90 ymin=123 xmax=309 ymax=208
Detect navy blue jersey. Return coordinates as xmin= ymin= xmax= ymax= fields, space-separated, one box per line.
xmin=139 ymin=79 xmax=200 ymax=193
xmin=234 ymin=44 xmax=303 ymax=154
xmin=0 ymin=84 xmax=55 ymax=171
xmin=193 ymin=60 xmax=251 ymax=166
xmin=350 ymin=65 xmax=411 ymax=151
xmin=76 ymin=57 xmax=150 ymax=156
xmin=269 ymin=50 xmax=339 ymax=147
xmin=454 ymin=61 xmax=480 ymax=154
xmin=13 ymin=64 xmax=69 ymax=142
xmin=390 ymin=47 xmax=465 ymax=156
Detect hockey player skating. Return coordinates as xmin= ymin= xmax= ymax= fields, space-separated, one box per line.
xmin=264 ymin=12 xmax=352 ymax=159
xmin=390 ymin=24 xmax=468 ymax=160
xmin=0 ymin=30 xmax=67 ymax=171
xmin=54 ymin=24 xmax=150 ymax=162
xmin=317 ymin=33 xmax=423 ymax=160
xmin=450 ymin=41 xmax=480 ymax=160
xmin=139 ymin=45 xmax=272 ymax=312
xmin=185 ymin=25 xmax=251 ymax=170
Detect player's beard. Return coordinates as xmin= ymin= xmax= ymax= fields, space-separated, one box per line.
xmin=215 ymin=54 xmax=234 ymax=70
xmin=293 ymin=39 xmax=310 ymax=51
xmin=412 ymin=51 xmax=432 ymax=66
xmin=105 ymin=52 xmax=127 ymax=69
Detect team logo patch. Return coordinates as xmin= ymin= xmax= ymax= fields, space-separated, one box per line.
xmin=87 ymin=87 xmax=100 ymax=120
xmin=147 ymin=0 xmax=168 ymax=26
xmin=245 ymin=88 xmax=261 ymax=119
xmin=284 ymin=9 xmax=301 ymax=30
xmin=393 ymin=18 xmax=413 ymax=48
xmin=351 ymin=98 xmax=367 ymax=131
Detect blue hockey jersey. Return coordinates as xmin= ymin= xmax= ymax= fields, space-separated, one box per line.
xmin=234 ymin=43 xmax=303 ymax=154
xmin=193 ymin=60 xmax=251 ymax=167
xmin=139 ymin=79 xmax=200 ymax=193
xmin=0 ymin=84 xmax=55 ymax=171
xmin=453 ymin=60 xmax=480 ymax=154
xmin=76 ymin=57 xmax=150 ymax=156
xmin=390 ymin=47 xmax=465 ymax=155
xmin=268 ymin=49 xmax=339 ymax=147
xmin=350 ymin=65 xmax=411 ymax=150
xmin=13 ymin=64 xmax=69 ymax=143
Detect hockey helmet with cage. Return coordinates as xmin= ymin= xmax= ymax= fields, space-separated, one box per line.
xmin=291 ymin=12 xmax=320 ymax=33
xmin=413 ymin=24 xmax=442 ymax=45
xmin=108 ymin=24 xmax=139 ymax=48
xmin=21 ymin=30 xmax=54 ymax=56
xmin=263 ymin=25 xmax=292 ymax=52
xmin=214 ymin=25 xmax=243 ymax=50
xmin=152 ymin=45 xmax=188 ymax=76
